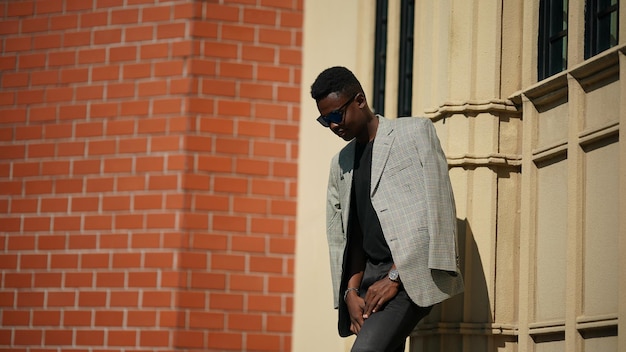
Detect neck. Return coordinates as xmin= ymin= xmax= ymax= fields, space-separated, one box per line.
xmin=355 ymin=113 xmax=379 ymax=144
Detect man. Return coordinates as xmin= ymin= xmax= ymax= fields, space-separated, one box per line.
xmin=311 ymin=66 xmax=463 ymax=352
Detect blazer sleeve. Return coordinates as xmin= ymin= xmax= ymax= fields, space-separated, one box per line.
xmin=415 ymin=118 xmax=458 ymax=272
xmin=326 ymin=154 xmax=346 ymax=308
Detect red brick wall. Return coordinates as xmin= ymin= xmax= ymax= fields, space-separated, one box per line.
xmin=0 ymin=0 xmax=301 ymax=351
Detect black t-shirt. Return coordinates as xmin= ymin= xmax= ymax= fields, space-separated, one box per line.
xmin=352 ymin=140 xmax=392 ymax=263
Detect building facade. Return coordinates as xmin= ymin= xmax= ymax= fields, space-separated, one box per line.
xmin=0 ymin=0 xmax=301 ymax=351
xmin=294 ymin=1 xmax=625 ymax=352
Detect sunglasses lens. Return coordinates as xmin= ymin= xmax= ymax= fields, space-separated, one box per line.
xmin=317 ymin=116 xmax=330 ymax=127
xmin=317 ymin=111 xmax=343 ymax=127
xmin=326 ymin=111 xmax=343 ymax=124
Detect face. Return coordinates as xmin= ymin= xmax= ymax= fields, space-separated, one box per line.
xmin=316 ymin=92 xmax=364 ymax=141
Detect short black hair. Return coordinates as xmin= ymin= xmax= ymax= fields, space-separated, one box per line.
xmin=310 ymin=66 xmax=364 ymax=102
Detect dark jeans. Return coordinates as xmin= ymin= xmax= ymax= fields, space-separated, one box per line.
xmin=351 ymin=261 xmax=432 ymax=352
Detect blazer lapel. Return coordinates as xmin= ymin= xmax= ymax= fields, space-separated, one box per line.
xmin=371 ymin=116 xmax=395 ymax=197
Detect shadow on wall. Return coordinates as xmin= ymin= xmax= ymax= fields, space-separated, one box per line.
xmin=410 ymin=219 xmax=511 ymax=351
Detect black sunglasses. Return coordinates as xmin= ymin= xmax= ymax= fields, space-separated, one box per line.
xmin=316 ymin=93 xmax=358 ymax=127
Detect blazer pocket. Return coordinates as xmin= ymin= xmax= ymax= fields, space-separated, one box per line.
xmin=327 ymin=210 xmax=345 ymax=240
xmin=385 ymin=158 xmax=413 ymax=177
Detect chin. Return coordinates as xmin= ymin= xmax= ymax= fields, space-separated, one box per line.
xmin=334 ymin=132 xmax=352 ymax=141
xmin=331 ymin=127 xmax=354 ymax=141
xmin=341 ymin=135 xmax=354 ymax=142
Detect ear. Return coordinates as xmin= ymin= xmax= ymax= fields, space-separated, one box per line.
xmin=355 ymin=92 xmax=367 ymax=108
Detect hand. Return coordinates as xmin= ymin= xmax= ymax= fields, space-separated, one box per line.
xmin=362 ymin=278 xmax=400 ymax=319
xmin=345 ymin=290 xmax=365 ymax=334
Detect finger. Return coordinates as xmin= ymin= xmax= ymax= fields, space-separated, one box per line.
xmin=372 ymin=297 xmax=385 ymax=313
xmin=362 ymin=301 xmax=371 ymax=317
xmin=361 ymin=302 xmax=369 ymax=318
xmin=355 ymin=315 xmax=364 ymax=327
xmin=351 ymin=320 xmax=361 ymax=334
xmin=363 ymin=292 xmax=372 ymax=309
xmin=363 ymin=295 xmax=374 ymax=314
xmin=364 ymin=285 xmax=377 ymax=301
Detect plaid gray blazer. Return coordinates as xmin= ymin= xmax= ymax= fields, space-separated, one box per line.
xmin=326 ymin=116 xmax=464 ymax=309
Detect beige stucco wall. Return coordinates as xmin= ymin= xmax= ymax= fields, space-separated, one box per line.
xmin=292 ymin=1 xmax=374 ymax=351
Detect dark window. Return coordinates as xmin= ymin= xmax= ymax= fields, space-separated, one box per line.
xmin=373 ymin=0 xmax=388 ymax=116
xmin=538 ymin=0 xmax=568 ymax=80
xmin=397 ymin=0 xmax=415 ymax=117
xmin=585 ymin=0 xmax=619 ymax=59
xmin=372 ymin=0 xmax=415 ymax=117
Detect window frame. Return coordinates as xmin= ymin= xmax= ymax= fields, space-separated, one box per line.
xmin=584 ymin=0 xmax=620 ymax=59
xmin=397 ymin=0 xmax=415 ymax=117
xmin=373 ymin=0 xmax=389 ymax=116
xmin=538 ymin=0 xmax=569 ymax=80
